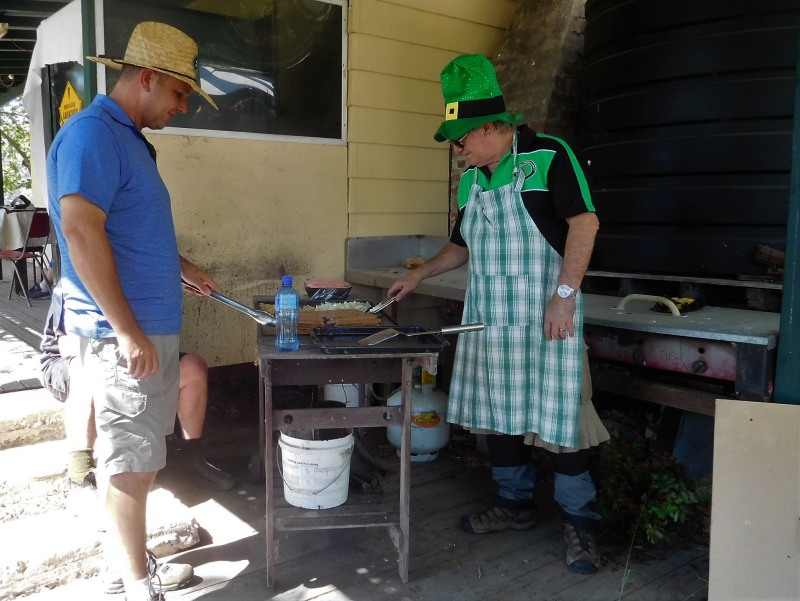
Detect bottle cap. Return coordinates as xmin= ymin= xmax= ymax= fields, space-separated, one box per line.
xmin=281 ymin=275 xmax=293 ymax=286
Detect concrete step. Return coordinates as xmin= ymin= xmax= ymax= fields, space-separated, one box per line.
xmin=0 ymin=388 xmax=64 ymax=450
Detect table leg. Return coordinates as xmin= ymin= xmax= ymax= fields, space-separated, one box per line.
xmin=264 ymin=367 xmax=276 ymax=590
xmin=398 ymin=358 xmax=413 ymax=583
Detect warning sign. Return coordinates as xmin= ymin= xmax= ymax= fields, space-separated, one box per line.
xmin=58 ymin=81 xmax=82 ymax=127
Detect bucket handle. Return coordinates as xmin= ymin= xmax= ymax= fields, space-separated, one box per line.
xmin=276 ymin=442 xmax=354 ymax=497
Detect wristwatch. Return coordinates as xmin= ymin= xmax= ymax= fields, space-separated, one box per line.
xmin=556 ymin=284 xmax=577 ymax=299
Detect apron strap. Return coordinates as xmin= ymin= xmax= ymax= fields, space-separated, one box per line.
xmin=472 ymin=128 xmax=525 ymax=190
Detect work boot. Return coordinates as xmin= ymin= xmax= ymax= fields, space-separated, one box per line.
xmin=563 ymin=520 xmax=600 ymax=574
xmin=184 ymin=454 xmax=236 ymax=491
xmin=65 ymin=450 xmax=98 ymax=522
xmin=65 ymin=470 xmax=99 ymax=524
xmin=68 ymin=448 xmax=95 ymax=485
xmin=460 ymin=505 xmax=536 ymax=534
xmin=102 ymin=550 xmax=193 ymax=594
xmin=173 ymin=438 xmax=236 ymax=491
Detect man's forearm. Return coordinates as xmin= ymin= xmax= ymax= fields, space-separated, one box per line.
xmin=61 ymin=196 xmax=141 ymax=338
xmin=415 ymin=242 xmax=470 ymax=281
xmin=559 ymin=212 xmax=599 ymax=289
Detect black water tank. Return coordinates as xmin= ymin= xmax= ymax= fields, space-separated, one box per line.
xmin=581 ymin=0 xmax=799 ymax=278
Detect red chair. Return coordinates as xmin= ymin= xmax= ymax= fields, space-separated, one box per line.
xmin=0 ymin=208 xmax=51 ymax=307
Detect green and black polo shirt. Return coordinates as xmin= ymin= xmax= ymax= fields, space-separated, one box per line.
xmin=449 ymin=125 xmax=595 ymax=257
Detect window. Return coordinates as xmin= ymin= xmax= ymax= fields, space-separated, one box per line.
xmin=99 ymin=0 xmax=346 ymax=141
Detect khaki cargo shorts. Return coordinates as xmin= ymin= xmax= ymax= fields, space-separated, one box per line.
xmin=75 ymin=334 xmax=180 ymax=475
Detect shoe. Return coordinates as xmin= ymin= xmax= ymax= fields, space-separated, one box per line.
xmin=184 ymin=456 xmax=236 ymax=491
xmin=563 ymin=520 xmax=599 ymax=574
xmin=102 ymin=551 xmax=193 ymax=594
xmin=65 ymin=471 xmax=99 ymax=521
xmin=27 ymin=283 xmax=50 ymax=299
xmin=460 ymin=505 xmax=536 ymax=534
xmin=148 ymin=550 xmax=193 ymax=592
xmin=167 ymin=438 xmax=236 ymax=492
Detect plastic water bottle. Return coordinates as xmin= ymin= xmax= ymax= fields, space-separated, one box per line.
xmin=275 ymin=275 xmax=300 ymax=352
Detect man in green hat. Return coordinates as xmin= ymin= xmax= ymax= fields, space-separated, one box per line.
xmin=387 ymin=54 xmax=609 ymax=574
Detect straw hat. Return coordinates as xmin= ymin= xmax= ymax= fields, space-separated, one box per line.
xmin=433 ymin=54 xmax=523 ymax=142
xmin=87 ymin=21 xmax=217 ymax=109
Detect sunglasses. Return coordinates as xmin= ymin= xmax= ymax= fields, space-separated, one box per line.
xmin=451 ymin=130 xmax=470 ymax=149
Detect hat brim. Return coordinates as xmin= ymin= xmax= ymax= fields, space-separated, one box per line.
xmin=434 ymin=111 xmax=524 ymax=142
xmin=87 ymin=55 xmax=218 ymax=110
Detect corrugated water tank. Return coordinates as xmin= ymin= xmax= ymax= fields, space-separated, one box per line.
xmin=580 ymin=0 xmax=799 ymax=278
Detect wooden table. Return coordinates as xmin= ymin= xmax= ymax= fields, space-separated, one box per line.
xmin=255 ymin=332 xmax=439 ymax=589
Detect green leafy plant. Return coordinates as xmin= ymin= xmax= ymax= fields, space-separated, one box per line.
xmin=640 ymin=473 xmax=711 ymax=545
xmin=592 ymin=419 xmax=711 ymax=550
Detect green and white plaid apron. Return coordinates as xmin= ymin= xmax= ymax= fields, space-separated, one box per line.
xmin=447 ymin=135 xmax=583 ymax=448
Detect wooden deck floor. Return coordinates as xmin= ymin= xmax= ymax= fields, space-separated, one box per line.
xmin=163 ymin=427 xmax=711 ymax=601
xmin=0 ymin=272 xmax=711 ymax=600
xmin=275 ymin=454 xmax=709 ymax=601
xmin=0 ymin=274 xmax=49 ymax=392
xmin=0 ymin=275 xmax=48 ymax=349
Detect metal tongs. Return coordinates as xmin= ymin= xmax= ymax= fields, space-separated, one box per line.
xmin=367 ymin=294 xmax=398 ymax=314
xmin=182 ymin=280 xmax=276 ymax=326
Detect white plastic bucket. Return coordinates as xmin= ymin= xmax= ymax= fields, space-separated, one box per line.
xmin=324 ymin=383 xmax=371 ymax=408
xmin=277 ymin=431 xmax=354 ymax=509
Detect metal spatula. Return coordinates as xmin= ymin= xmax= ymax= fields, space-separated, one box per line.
xmin=357 ymin=323 xmax=484 ymax=346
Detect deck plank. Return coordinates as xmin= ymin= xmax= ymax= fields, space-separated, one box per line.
xmin=0 ymin=277 xmax=48 ymax=351
xmin=267 ymin=443 xmax=710 ymax=600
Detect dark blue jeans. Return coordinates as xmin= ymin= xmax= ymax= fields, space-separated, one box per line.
xmin=487 ymin=434 xmax=601 ymax=527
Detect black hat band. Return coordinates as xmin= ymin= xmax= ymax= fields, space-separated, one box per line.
xmin=445 ymin=95 xmax=506 ymax=121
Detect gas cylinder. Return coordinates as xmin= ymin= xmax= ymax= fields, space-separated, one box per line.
xmin=386 ymin=383 xmax=450 ymax=462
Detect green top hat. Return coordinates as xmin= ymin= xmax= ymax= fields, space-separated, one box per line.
xmin=433 ymin=54 xmax=524 ymax=142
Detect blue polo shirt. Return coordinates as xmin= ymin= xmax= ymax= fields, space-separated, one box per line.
xmin=47 ymin=95 xmax=182 ymax=338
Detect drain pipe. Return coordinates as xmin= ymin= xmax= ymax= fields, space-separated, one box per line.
xmin=774 ymin=22 xmax=800 ymax=405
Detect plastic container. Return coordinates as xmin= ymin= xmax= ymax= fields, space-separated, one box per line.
xmin=275 ymin=275 xmax=300 ymax=352
xmin=304 ymin=279 xmax=352 ymax=301
xmin=324 ymin=383 xmax=371 ymax=408
xmin=278 ymin=430 xmax=354 ymax=509
xmin=386 ymin=384 xmax=450 ymax=462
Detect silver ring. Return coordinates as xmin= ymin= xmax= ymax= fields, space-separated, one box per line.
xmin=558 ymin=327 xmax=567 ymax=332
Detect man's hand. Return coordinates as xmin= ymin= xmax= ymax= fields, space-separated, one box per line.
xmin=117 ymin=331 xmax=159 ymax=379
xmin=387 ymin=242 xmax=469 ymax=301
xmin=544 ymin=296 xmax=576 ymax=341
xmin=180 ymin=257 xmax=220 ymax=297
xmin=387 ymin=272 xmax=422 ymax=301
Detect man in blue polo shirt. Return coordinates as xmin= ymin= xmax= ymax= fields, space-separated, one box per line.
xmin=47 ymin=22 xmax=219 ymax=601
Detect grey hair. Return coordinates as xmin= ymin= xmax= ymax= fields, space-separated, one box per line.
xmin=493 ymin=121 xmax=514 ymax=133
